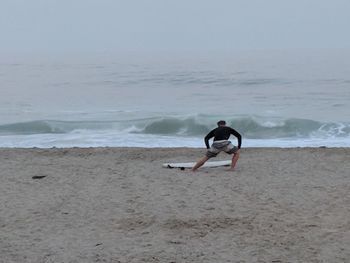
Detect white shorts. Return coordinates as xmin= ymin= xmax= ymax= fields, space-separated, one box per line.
xmin=206 ymin=140 xmax=239 ymax=158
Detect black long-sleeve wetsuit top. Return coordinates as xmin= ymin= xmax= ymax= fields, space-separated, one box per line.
xmin=204 ymin=126 xmax=242 ymax=149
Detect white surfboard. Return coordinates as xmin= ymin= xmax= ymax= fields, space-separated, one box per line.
xmin=162 ymin=160 xmax=231 ymax=169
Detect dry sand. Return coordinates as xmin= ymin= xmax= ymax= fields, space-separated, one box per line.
xmin=0 ymin=147 xmax=349 ymax=263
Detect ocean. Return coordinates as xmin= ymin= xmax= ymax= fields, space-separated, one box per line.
xmin=1 ymin=49 xmax=349 ymax=148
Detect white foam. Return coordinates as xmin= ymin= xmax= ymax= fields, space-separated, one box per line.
xmin=1 ymin=131 xmax=349 ymax=148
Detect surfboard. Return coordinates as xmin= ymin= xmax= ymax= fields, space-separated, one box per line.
xmin=162 ymin=160 xmax=231 ymax=169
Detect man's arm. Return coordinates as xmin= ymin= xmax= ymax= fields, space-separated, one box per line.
xmin=230 ymin=128 xmax=242 ymax=149
xmin=204 ymin=129 xmax=215 ymax=149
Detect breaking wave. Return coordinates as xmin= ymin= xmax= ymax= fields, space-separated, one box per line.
xmin=0 ymin=117 xmax=349 ymax=140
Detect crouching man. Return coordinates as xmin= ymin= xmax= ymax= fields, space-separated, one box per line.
xmin=192 ymin=120 xmax=242 ymax=172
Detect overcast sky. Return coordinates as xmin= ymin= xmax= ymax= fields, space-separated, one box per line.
xmin=1 ymin=0 xmax=350 ymax=54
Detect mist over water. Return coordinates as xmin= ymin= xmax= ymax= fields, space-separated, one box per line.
xmin=1 ymin=50 xmax=350 ymax=147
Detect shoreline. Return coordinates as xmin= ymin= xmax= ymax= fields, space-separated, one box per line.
xmin=1 ymin=147 xmax=349 ymax=262
xmin=0 ymin=145 xmax=348 ymax=149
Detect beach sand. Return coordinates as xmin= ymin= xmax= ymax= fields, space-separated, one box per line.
xmin=0 ymin=147 xmax=349 ymax=263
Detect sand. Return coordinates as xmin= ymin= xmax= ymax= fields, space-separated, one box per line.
xmin=0 ymin=147 xmax=349 ymax=263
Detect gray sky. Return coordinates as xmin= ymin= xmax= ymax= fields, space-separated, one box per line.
xmin=1 ymin=0 xmax=350 ymax=54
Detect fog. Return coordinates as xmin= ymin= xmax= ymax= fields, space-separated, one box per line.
xmin=1 ymin=0 xmax=350 ymax=54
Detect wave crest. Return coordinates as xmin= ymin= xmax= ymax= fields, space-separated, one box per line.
xmin=0 ymin=117 xmax=349 ymax=139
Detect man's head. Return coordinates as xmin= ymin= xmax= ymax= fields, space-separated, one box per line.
xmin=217 ymin=120 xmax=226 ymax=127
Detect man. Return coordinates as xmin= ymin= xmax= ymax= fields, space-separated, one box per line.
xmin=192 ymin=120 xmax=242 ymax=171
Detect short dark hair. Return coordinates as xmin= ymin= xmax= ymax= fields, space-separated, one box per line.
xmin=217 ymin=120 xmax=226 ymax=126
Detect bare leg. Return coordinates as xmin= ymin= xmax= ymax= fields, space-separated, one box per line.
xmin=228 ymin=150 xmax=240 ymax=171
xmin=191 ymin=156 xmax=210 ymax=171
